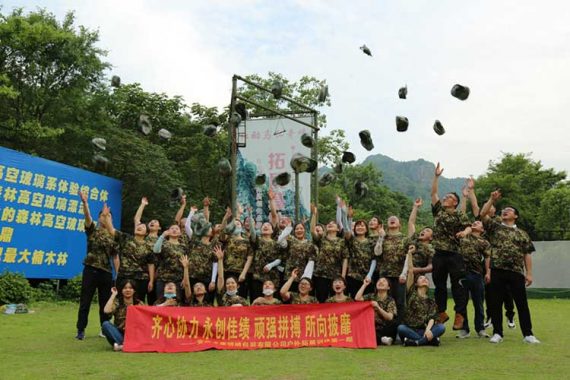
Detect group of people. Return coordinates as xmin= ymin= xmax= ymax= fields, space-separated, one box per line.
xmin=75 ymin=162 xmax=540 ymax=352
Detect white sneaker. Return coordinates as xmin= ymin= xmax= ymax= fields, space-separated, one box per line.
xmin=507 ymin=318 xmax=516 ymax=329
xmin=484 ymin=318 xmax=492 ymax=329
xmin=113 ymin=343 xmax=123 ymax=351
xmin=98 ymin=330 xmax=105 ymax=338
xmin=380 ymin=336 xmax=393 ymax=346
xmin=477 ymin=330 xmax=490 ymax=338
xmin=456 ymin=329 xmax=470 ymax=339
xmin=489 ymin=334 xmax=503 ymax=343
xmin=523 ymin=335 xmax=541 ymax=344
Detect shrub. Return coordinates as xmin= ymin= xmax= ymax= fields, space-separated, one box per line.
xmin=59 ymin=275 xmax=83 ymax=302
xmin=31 ymin=280 xmax=59 ymax=302
xmin=0 ymin=271 xmax=33 ymax=304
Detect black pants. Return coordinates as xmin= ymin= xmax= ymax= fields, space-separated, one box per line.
xmin=432 ymin=250 xmax=467 ymax=316
xmin=386 ymin=277 xmax=406 ymax=324
xmin=376 ymin=322 xmax=398 ymax=343
xmin=485 ymin=283 xmax=514 ymax=321
xmin=489 ymin=269 xmax=533 ymax=337
xmin=76 ymin=265 xmax=112 ymax=332
xmin=313 ymin=276 xmax=332 ymax=303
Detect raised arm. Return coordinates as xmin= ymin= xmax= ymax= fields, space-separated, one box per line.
xmin=355 ymin=277 xmax=371 ymax=301
xmin=406 ymin=245 xmax=416 ymax=291
xmin=203 ymin=197 xmax=210 ymax=222
xmin=466 ymin=177 xmax=480 ymax=216
xmin=460 ymin=186 xmax=468 ymax=214
xmin=431 ymin=162 xmax=443 ymax=205
xmin=214 ymin=246 xmax=225 ymax=292
xmin=480 ymin=190 xmax=501 ymax=220
xmin=184 ymin=206 xmax=197 ymax=240
xmin=103 ymin=287 xmax=118 ymax=314
xmin=280 ymin=269 xmax=299 ymax=302
xmin=79 ymin=191 xmax=93 ymax=228
xmin=268 ymin=188 xmax=279 ymax=228
xmin=174 ymin=194 xmax=187 ymax=225
xmin=180 ymin=255 xmax=192 ymax=302
xmin=310 ymin=203 xmax=320 ymax=240
xmin=134 ymin=197 xmax=148 ymax=228
xmin=408 ymin=198 xmax=422 ymax=238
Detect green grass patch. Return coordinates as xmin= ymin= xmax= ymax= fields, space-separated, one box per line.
xmin=1 ymin=300 xmax=569 ymax=379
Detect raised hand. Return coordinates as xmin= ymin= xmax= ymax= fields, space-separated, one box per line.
xmin=79 ymin=191 xmax=88 ymax=204
xmin=141 ymin=197 xmax=149 ymax=206
xmin=213 ymin=245 xmax=224 ymax=260
xmin=363 ymin=277 xmax=371 ymax=286
xmin=348 ymin=205 xmax=354 ymax=219
xmin=190 ymin=206 xmax=198 ymax=213
xmin=180 ymin=194 xmax=187 ymax=206
xmin=491 ymin=190 xmax=502 ymax=201
xmin=224 ymin=207 xmax=232 ymax=219
xmin=466 ymin=177 xmax=475 ymax=190
xmin=111 ymin=287 xmax=118 ymax=296
xmin=291 ymin=268 xmax=300 ymax=279
xmin=435 ymin=162 xmax=444 ymax=177
xmin=414 ymin=198 xmax=423 ymax=208
xmin=179 ymin=255 xmax=189 ymax=268
xmin=461 ymin=186 xmax=470 ymax=198
xmin=203 ymin=197 xmax=210 ymax=207
xmin=407 ymin=244 xmax=416 ymax=254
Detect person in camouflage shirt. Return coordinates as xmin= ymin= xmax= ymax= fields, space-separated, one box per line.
xmin=280 ymin=269 xmax=318 ymax=304
xmin=134 ymin=197 xmax=161 ymax=305
xmin=75 ymin=192 xmax=121 ymax=341
xmin=250 ymin=221 xmax=287 ymax=300
xmin=116 ymin=218 xmax=155 ymax=303
xmin=215 ymin=245 xmax=248 ymax=306
xmin=398 ymin=248 xmax=446 ymax=346
xmin=311 ymin=204 xmax=349 ymax=302
xmin=345 ymin=219 xmax=376 ymax=298
xmin=281 ymin=221 xmax=316 ymax=293
xmin=251 ymin=280 xmax=283 ymax=305
xmin=431 ymin=162 xmax=471 ymax=330
xmin=186 ymin=282 xmax=213 ymax=307
xmin=454 ymin=220 xmax=491 ymax=338
xmin=220 ymin=218 xmax=254 ymax=299
xmin=480 ymin=190 xmax=540 ymax=344
xmin=101 ymin=280 xmax=143 ymax=351
xmin=400 ymin=198 xmax=434 ymax=281
xmin=325 ymin=277 xmax=354 ymax=303
xmin=375 ymin=214 xmax=407 ymax=320
xmin=153 ymin=224 xmax=187 ymax=299
xmin=356 ymin=277 xmax=398 ymax=344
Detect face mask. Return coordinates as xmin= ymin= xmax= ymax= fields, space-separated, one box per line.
xmin=164 ymin=292 xmax=176 ymax=299
xmin=226 ymin=289 xmax=238 ymax=297
xmin=263 ymin=288 xmax=274 ymax=296
xmin=233 ymin=227 xmax=243 ymax=235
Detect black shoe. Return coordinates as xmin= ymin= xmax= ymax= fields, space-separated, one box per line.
xmin=428 ymin=337 xmax=441 ymax=346
xmin=404 ymin=338 xmax=419 ymax=347
xmin=75 ymin=330 xmax=85 ymax=340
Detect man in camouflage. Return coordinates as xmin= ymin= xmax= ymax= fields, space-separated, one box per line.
xmin=431 ymin=162 xmax=471 ymax=330
xmin=75 ymin=192 xmax=121 ymax=340
xmin=480 ymin=190 xmax=540 ymax=344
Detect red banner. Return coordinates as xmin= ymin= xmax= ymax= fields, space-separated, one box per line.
xmin=123 ymin=302 xmax=376 ymax=352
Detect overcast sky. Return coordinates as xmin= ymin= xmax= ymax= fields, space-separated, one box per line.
xmin=5 ymin=0 xmax=569 ymax=178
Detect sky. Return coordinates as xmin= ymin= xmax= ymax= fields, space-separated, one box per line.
xmin=3 ymin=0 xmax=570 ymax=178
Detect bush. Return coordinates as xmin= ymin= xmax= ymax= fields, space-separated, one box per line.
xmin=31 ymin=280 xmax=59 ymax=302
xmin=59 ymin=276 xmax=83 ymax=302
xmin=0 ymin=271 xmax=34 ymax=304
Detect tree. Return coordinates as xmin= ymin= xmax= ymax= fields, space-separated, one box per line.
xmin=0 ymin=8 xmax=109 ymax=150
xmin=536 ymin=185 xmax=570 ymax=240
xmin=475 ymin=153 xmax=567 ymax=239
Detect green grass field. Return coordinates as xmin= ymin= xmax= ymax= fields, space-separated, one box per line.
xmin=1 ymin=300 xmax=569 ymax=380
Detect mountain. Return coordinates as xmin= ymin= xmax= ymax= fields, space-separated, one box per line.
xmin=363 ymin=153 xmax=467 ymax=201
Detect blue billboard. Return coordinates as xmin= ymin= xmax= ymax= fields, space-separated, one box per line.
xmin=0 ymin=147 xmax=122 ymax=279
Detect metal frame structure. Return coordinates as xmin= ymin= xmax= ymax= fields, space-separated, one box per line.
xmin=229 ymin=74 xmax=319 ymax=221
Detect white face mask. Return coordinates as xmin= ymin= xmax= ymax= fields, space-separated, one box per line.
xmin=164 ymin=292 xmax=176 ymax=299
xmin=226 ymin=289 xmax=238 ymax=297
xmin=263 ymin=288 xmax=274 ymax=296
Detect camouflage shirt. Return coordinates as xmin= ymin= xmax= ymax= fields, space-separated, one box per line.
xmin=347 ymin=237 xmax=375 ymax=281
xmin=484 ymin=220 xmax=535 ymax=275
xmin=325 ymin=295 xmax=354 ymax=303
xmin=83 ymin=223 xmax=119 ymax=273
xmin=404 ymin=289 xmax=438 ymax=329
xmin=289 ymin=292 xmax=318 ymax=304
xmin=217 ymin=293 xmax=248 ymax=306
xmin=313 ymin=236 xmax=348 ymax=280
xmin=187 ymin=297 xmax=212 ymax=307
xmin=459 ymin=234 xmax=491 ymax=275
xmin=254 ymin=297 xmax=282 ymax=306
xmin=363 ymin=293 xmax=397 ymax=327
xmin=118 ymin=236 xmax=154 ymax=279
xmin=431 ymin=200 xmax=471 ymax=252
xmin=188 ymin=237 xmax=218 ymax=280
xmin=108 ymin=299 xmax=142 ymax=332
xmin=223 ymin=236 xmax=253 ymax=273
xmin=155 ymin=240 xmax=186 ymax=282
xmin=251 ymin=237 xmax=283 ymax=285
xmin=283 ymin=237 xmax=316 ymax=277
xmin=404 ymin=234 xmax=435 ymax=269
xmin=378 ymin=233 xmax=406 ymax=277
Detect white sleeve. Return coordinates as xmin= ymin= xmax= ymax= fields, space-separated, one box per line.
xmin=211 ymin=262 xmax=218 ymax=283
xmin=153 ymin=235 xmax=165 ymax=253
xmin=302 ymin=260 xmax=315 ymax=279
xmin=366 ymin=259 xmax=377 ymax=280
xmin=277 ymin=226 xmax=293 ymax=248
xmin=185 ymin=210 xmax=195 ymax=239
xmin=400 ymin=255 xmax=409 ymax=279
xmin=266 ymin=259 xmax=282 ymax=270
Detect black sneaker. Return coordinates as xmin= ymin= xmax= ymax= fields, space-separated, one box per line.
xmin=428 ymin=337 xmax=441 ymax=346
xmin=404 ymin=338 xmax=419 ymax=347
xmin=75 ymin=330 xmax=85 ymax=340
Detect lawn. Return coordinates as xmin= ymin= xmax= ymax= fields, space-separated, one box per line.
xmin=1 ymin=300 xmax=569 ymax=380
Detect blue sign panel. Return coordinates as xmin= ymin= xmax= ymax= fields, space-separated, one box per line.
xmin=0 ymin=147 xmax=122 ymax=279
